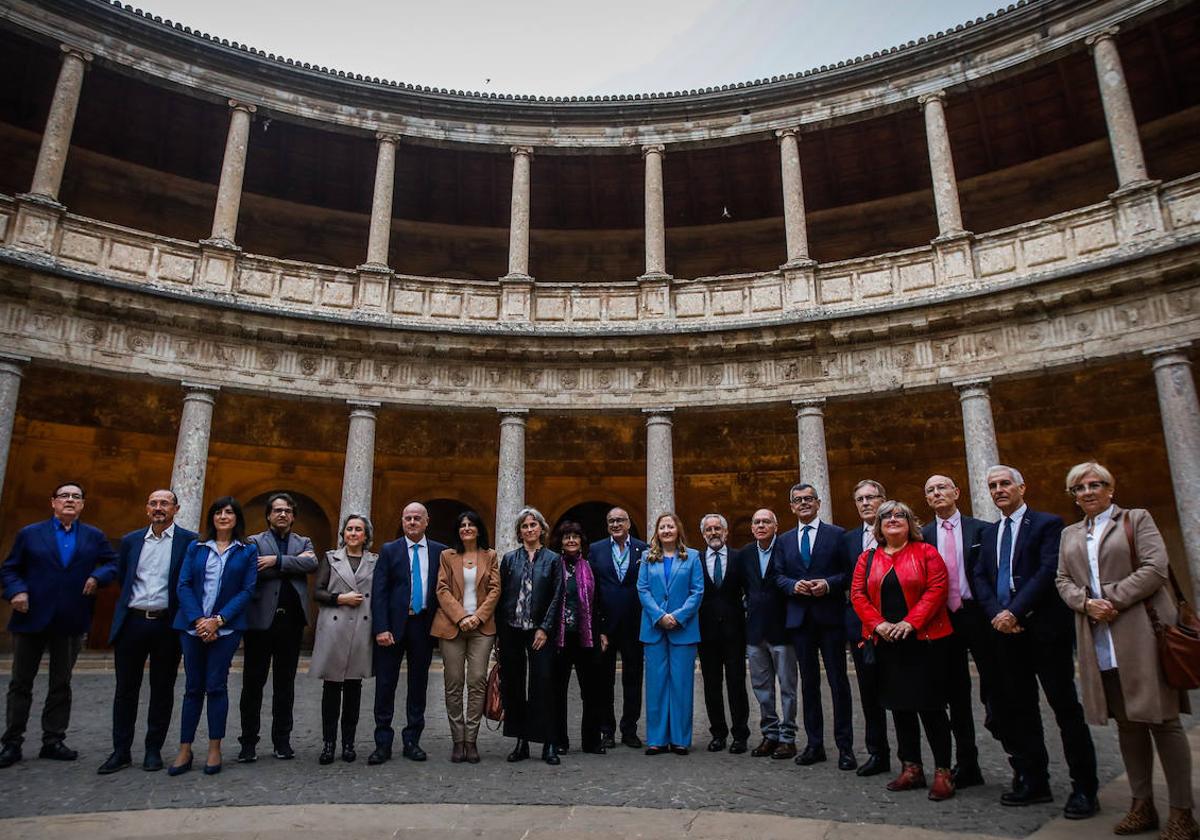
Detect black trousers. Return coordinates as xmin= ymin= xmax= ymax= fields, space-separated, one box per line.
xmin=894 ymin=708 xmax=952 ymax=769
xmin=3 ymin=632 xmax=82 ymax=748
xmin=239 ymin=614 xmax=304 ymax=748
xmin=372 ymin=611 xmax=434 ymax=750
xmin=321 ymin=679 xmax=362 ymax=745
xmin=947 ymin=601 xmax=999 ymax=767
xmin=995 ymin=626 xmax=1098 ymax=794
xmin=698 ymin=628 xmax=750 ymax=741
xmin=598 ymin=622 xmax=643 ymax=737
xmin=793 ymin=620 xmax=853 ymax=752
xmin=849 ymin=639 xmax=889 ymax=757
xmin=552 ymin=633 xmax=604 ymax=751
xmin=111 ymin=613 xmax=181 ymax=755
xmin=497 ymin=623 xmax=555 ymax=744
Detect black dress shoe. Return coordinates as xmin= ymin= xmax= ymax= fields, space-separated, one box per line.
xmin=273 ymin=743 xmax=295 ymax=760
xmin=367 ymin=747 xmax=391 ymax=765
xmin=1001 ymin=783 xmax=1054 ymax=806
xmin=729 ymin=739 xmax=748 ymax=754
xmin=795 ymin=745 xmax=827 ymax=766
xmin=342 ymin=744 xmax=357 ymax=763
xmin=838 ymin=750 xmax=858 ymax=771
xmin=402 ymin=743 xmax=427 ymax=762
xmin=236 ymin=744 xmax=257 ymax=763
xmin=1063 ymin=791 xmax=1100 ymax=820
xmin=583 ymin=745 xmax=607 ymax=755
xmin=0 ymin=744 xmax=21 ymax=768
xmin=143 ymin=749 xmax=164 ymax=771
xmin=39 ymin=741 xmax=78 ymax=761
xmin=558 ymin=742 xmax=571 ymax=754
xmin=506 ymin=739 xmax=530 ymax=762
xmin=644 ymin=745 xmax=668 ymax=756
xmin=167 ymin=756 xmax=193 ymax=777
xmin=318 ymin=742 xmax=336 ymax=765
xmin=542 ymin=743 xmax=560 ymax=765
xmin=670 ymin=745 xmax=690 ymax=755
xmin=98 ymin=752 xmax=132 ymax=774
xmin=202 ymin=761 xmax=222 ymax=775
xmin=951 ymin=764 xmax=985 ymax=788
xmin=601 ymin=733 xmax=616 ymax=749
xmin=621 ymin=733 xmax=643 ymax=749
xmin=856 ymin=753 xmax=891 ymax=777
xmin=707 ymin=737 xmax=727 ymax=752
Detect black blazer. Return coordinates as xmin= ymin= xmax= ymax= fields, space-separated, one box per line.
xmin=773 ymin=521 xmax=847 ymax=629
xmin=589 ymin=536 xmax=647 ymax=638
xmin=840 ymin=526 xmax=872 ymax=639
xmin=371 ymin=537 xmax=447 ymax=639
xmin=498 ymin=546 xmax=563 ymax=634
xmin=109 ymin=525 xmax=198 ymax=643
xmin=734 ymin=540 xmax=788 ymax=646
xmin=920 ymin=513 xmax=986 ymax=600
xmin=972 ymin=507 xmax=1071 ymax=634
xmin=698 ymin=545 xmax=745 ymax=643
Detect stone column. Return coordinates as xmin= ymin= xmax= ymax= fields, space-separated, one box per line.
xmin=919 ymin=91 xmax=966 ymax=239
xmin=170 ymin=383 xmax=219 ymax=534
xmin=205 ymin=100 xmax=256 ymax=248
xmin=27 ymin=46 xmax=91 ymax=203
xmin=494 ymin=409 xmax=528 ymax=556
xmin=641 ymin=144 xmax=669 ymax=279
xmin=339 ymin=400 xmax=380 ymax=527
xmin=792 ymin=399 xmax=832 ymax=523
xmin=1087 ymin=28 xmax=1149 ymax=189
xmin=955 ymin=378 xmax=1001 ymax=522
xmin=643 ymin=408 xmax=675 ymax=530
xmin=362 ymin=134 xmax=399 ymax=270
xmin=777 ymin=128 xmax=811 ymax=267
xmin=503 ymin=146 xmax=534 ymax=281
xmin=1147 ymin=344 xmax=1200 ymax=586
xmin=0 ymin=355 xmax=30 ymax=509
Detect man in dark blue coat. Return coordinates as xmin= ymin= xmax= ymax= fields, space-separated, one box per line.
xmin=0 ymin=482 xmax=118 ymax=767
xmin=98 ymin=489 xmax=197 ymax=774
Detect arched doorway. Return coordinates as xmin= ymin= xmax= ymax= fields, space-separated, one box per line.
xmin=552 ymin=501 xmax=642 ymax=549
xmin=416 ymin=498 xmax=490 ymax=550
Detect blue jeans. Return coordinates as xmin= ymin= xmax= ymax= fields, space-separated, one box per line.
xmin=179 ymin=632 xmax=241 ymax=743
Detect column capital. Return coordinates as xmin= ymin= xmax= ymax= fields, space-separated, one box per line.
xmin=498 ymin=408 xmax=530 ymax=420
xmin=641 ymin=143 xmax=666 ymax=158
xmin=918 ymin=90 xmax=947 ymax=108
xmin=180 ymin=381 xmax=220 ymax=403
xmin=775 ymin=127 xmax=801 ymax=142
xmin=791 ymin=397 xmax=826 ymax=414
xmin=1145 ymin=343 xmax=1193 ymax=371
xmin=953 ymin=377 xmax=993 ymax=395
xmin=642 ymin=407 xmax=675 ymax=421
xmin=510 ymin=145 xmax=534 ymax=158
xmin=375 ymin=132 xmax=401 ymax=144
xmin=0 ymin=353 xmax=31 ymax=372
xmin=228 ymin=99 xmax=257 ymax=114
xmin=59 ymin=45 xmax=94 ymax=64
xmin=347 ymin=399 xmax=381 ymax=414
xmin=1085 ymin=26 xmax=1119 ymax=50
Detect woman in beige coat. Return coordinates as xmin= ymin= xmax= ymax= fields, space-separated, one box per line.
xmin=431 ymin=510 xmax=501 ymax=764
xmin=310 ymin=514 xmax=378 ymax=765
xmin=1056 ymin=462 xmax=1195 ymax=840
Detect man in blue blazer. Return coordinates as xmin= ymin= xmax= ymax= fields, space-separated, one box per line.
xmin=99 ymin=489 xmax=197 ymax=775
xmin=0 ymin=482 xmax=118 ymax=768
xmin=590 ymin=507 xmax=648 ymax=749
xmin=774 ymin=482 xmax=854 ymax=770
xmin=370 ymin=501 xmax=446 ymax=764
xmin=971 ymin=465 xmax=1098 ymax=819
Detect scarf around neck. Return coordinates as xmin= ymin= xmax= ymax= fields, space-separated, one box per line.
xmin=557 ymin=552 xmax=595 ymax=648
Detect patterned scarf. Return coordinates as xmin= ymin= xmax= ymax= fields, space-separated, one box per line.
xmin=557 ymin=553 xmax=595 ymax=649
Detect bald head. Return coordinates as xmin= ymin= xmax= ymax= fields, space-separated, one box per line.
xmin=401 ymin=502 xmax=429 ymax=541
xmin=751 ymin=508 xmax=778 ymax=547
xmin=923 ymin=474 xmax=961 ymax=519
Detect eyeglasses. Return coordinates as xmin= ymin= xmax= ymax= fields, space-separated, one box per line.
xmin=854 ymin=494 xmax=882 ymax=504
xmin=54 ymin=492 xmax=83 ymax=501
xmin=790 ymin=495 xmax=817 ymax=505
xmin=1069 ymin=481 xmax=1110 ymax=496
xmin=270 ymin=507 xmax=294 ymax=515
xmin=606 ymin=518 xmax=629 ymax=524
xmin=880 ymin=510 xmax=909 ymax=521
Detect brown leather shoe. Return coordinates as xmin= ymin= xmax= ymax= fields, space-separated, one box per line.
xmin=1114 ymin=799 xmax=1158 ymax=835
xmin=928 ymin=768 xmax=955 ymax=801
xmin=1161 ymin=809 xmax=1200 ymax=840
xmin=751 ymin=738 xmax=779 ymax=757
xmin=464 ymin=743 xmax=480 ymax=764
xmin=772 ymin=742 xmax=797 ymax=760
xmin=886 ymin=762 xmax=927 ymax=792
xmin=450 ymin=742 xmax=465 ymax=763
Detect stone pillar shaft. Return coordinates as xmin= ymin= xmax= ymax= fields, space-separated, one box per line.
xmin=1088 ymin=29 xmax=1148 ymax=188
xmin=642 ymin=144 xmax=667 ymax=277
xmin=920 ymin=92 xmax=965 ymax=237
xmin=644 ymin=408 xmax=675 ymax=530
xmin=29 ymin=47 xmax=91 ymax=202
xmin=170 ymin=383 xmax=218 ymax=534
xmin=0 ymin=355 xmax=29 ymax=509
xmin=793 ymin=399 xmax=831 ymax=523
xmin=495 ymin=409 xmax=528 ymax=556
xmin=955 ymin=379 xmax=1001 ymax=522
xmin=1148 ymin=346 xmax=1200 ymax=588
xmin=364 ymin=135 xmax=398 ymax=268
xmin=339 ymin=401 xmax=380 ymax=527
xmin=209 ymin=101 xmax=255 ymax=245
xmin=506 ymin=146 xmax=534 ymax=279
xmin=777 ymin=129 xmax=810 ymax=264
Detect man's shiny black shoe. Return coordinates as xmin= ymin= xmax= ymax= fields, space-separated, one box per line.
xmin=951 ymin=764 xmax=985 ymax=788
xmin=542 ymin=743 xmax=560 ymax=766
xmin=143 ymin=748 xmax=164 ymax=771
xmin=1063 ymin=791 xmax=1100 ymax=820
xmin=506 ymin=739 xmax=530 ymax=762
xmin=600 ymin=733 xmax=616 ymax=750
xmin=236 ymin=744 xmax=257 ymax=763
xmin=583 ymin=745 xmax=607 ymax=755
xmin=367 ymin=747 xmax=391 ymax=765
xmin=39 ymin=741 xmax=78 ymax=761
xmin=729 ymin=739 xmax=748 ymax=754
xmin=273 ymin=743 xmax=295 ymax=760
xmin=621 ymin=733 xmax=643 ymax=749
xmin=837 ymin=750 xmax=858 ymax=771
xmin=795 ymin=745 xmax=827 ymax=766
xmin=98 ymin=752 xmax=132 ymax=774
xmin=856 ymin=753 xmax=890 ymax=777
xmin=402 ymin=743 xmax=427 ymax=762
xmin=670 ymin=745 xmax=689 ymax=755
xmin=707 ymin=737 xmax=726 ymax=752
xmin=1001 ymin=783 xmax=1054 ymax=806
xmin=0 ymin=744 xmax=20 ymax=768
xmin=341 ymin=744 xmax=357 ymax=763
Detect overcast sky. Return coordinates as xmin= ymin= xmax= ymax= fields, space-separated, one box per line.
xmin=135 ymin=0 xmax=1009 ymax=96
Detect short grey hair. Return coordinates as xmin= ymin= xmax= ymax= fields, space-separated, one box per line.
xmin=852 ymin=479 xmax=886 ymax=499
xmin=338 ymin=513 xmax=374 ymax=549
xmin=699 ymin=513 xmax=728 ymax=531
xmin=513 ymin=506 xmax=549 ymax=544
xmin=1065 ymin=462 xmax=1115 ymax=493
xmin=986 ymin=464 xmax=1025 ymax=485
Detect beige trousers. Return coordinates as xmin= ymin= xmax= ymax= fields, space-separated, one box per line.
xmin=440 ymin=630 xmax=496 ymax=744
xmin=1103 ymin=669 xmax=1193 ymax=808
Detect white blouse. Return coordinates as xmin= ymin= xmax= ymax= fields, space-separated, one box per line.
xmin=462 ymin=565 xmax=478 ymax=615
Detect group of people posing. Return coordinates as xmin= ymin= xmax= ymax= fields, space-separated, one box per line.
xmin=0 ymin=462 xmax=1195 ymax=840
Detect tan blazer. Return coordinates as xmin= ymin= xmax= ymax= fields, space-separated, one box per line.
xmin=431 ymin=548 xmax=500 ymax=640
xmin=1056 ymin=505 xmax=1190 ymax=725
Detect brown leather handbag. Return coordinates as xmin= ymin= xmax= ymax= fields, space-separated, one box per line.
xmin=1123 ymin=515 xmax=1200 ymax=690
xmin=484 ymin=659 xmax=504 ymax=724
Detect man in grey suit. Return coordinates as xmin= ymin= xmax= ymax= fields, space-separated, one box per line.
xmin=237 ymin=492 xmax=317 ymax=762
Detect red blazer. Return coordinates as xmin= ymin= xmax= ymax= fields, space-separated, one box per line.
xmin=850 ymin=540 xmax=953 ymax=641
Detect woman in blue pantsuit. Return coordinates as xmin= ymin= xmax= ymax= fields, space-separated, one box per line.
xmin=638 ymin=512 xmax=704 ymax=755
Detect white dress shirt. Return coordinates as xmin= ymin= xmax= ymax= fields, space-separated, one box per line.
xmin=705 ymin=546 xmax=728 ymax=584
xmin=1086 ymin=506 xmax=1118 ymax=670
xmin=797 ymin=518 xmax=822 ymax=555
xmin=129 ymin=523 xmax=175 ymax=611
xmin=406 ymin=536 xmax=430 ymax=610
xmin=860 ymin=522 xmax=877 ymax=554
xmin=995 ymin=503 xmax=1028 ymax=596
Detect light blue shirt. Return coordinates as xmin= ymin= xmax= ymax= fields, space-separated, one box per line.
xmin=757 ymin=537 xmax=776 ymax=578
xmin=187 ymin=539 xmax=243 ymax=638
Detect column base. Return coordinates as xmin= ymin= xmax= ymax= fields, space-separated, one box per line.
xmin=931 ymin=230 xmax=975 ymax=285
xmin=197 ymin=239 xmax=242 ymax=294
xmin=499 ymin=273 xmax=535 ymax=321
xmin=10 ymin=193 xmax=67 ymax=252
xmin=355 ymin=263 xmax=393 ymax=313
xmin=637 ymin=273 xmax=673 ymax=319
xmin=779 ymin=259 xmax=817 ymax=310
xmin=1109 ymin=179 xmax=1164 ymax=240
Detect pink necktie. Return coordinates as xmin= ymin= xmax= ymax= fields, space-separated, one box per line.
xmin=942 ymin=519 xmax=962 ymax=612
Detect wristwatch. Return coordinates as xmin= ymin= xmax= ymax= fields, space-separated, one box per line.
xmin=215 ymin=614 xmax=225 ymax=628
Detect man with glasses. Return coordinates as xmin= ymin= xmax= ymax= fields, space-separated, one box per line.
xmin=840 ymin=479 xmax=891 ymax=777
xmin=774 ymin=483 xmax=855 ymax=770
xmin=0 ymin=482 xmax=118 ymax=768
xmin=590 ymin=507 xmax=648 ymax=748
xmin=238 ymin=492 xmax=317 ymax=762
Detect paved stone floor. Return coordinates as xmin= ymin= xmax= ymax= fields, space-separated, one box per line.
xmin=0 ymin=656 xmax=1170 ymax=838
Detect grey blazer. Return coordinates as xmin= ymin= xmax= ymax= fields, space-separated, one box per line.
xmin=246 ymin=530 xmax=318 ymax=630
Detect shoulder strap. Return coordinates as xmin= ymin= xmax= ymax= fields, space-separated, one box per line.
xmin=864 ymin=547 xmax=876 ymax=579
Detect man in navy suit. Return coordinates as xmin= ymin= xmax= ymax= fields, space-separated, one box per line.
xmin=774 ymin=482 xmax=855 ymax=770
xmin=697 ymin=513 xmax=750 ymax=754
xmin=921 ymin=474 xmax=991 ymax=788
xmin=972 ymin=465 xmax=1098 ymax=819
xmin=99 ymin=489 xmax=198 ymax=775
xmin=370 ymin=501 xmax=446 ymax=764
xmin=0 ymin=482 xmax=118 ymax=767
xmin=590 ymin=507 xmax=647 ymax=748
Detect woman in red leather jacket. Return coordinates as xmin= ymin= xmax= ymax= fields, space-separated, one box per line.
xmin=850 ymin=499 xmax=955 ymax=801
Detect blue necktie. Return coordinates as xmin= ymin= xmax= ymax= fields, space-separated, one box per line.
xmin=998 ymin=517 xmax=1013 ymax=608
xmin=800 ymin=526 xmax=812 ymax=568
xmin=713 ymin=551 xmax=724 ymax=587
xmin=410 ymin=544 xmax=423 ymax=613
